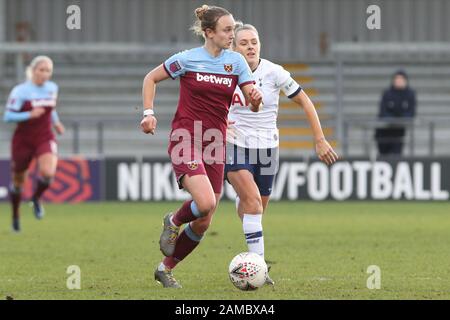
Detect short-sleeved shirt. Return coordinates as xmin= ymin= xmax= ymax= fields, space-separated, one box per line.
xmin=163 ymin=47 xmax=254 ymax=145
xmin=6 ymin=80 xmax=58 ymax=144
xmin=227 ymin=58 xmax=302 ymax=149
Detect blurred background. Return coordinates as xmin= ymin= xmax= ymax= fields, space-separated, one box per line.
xmin=1 ymin=0 xmax=449 ymax=202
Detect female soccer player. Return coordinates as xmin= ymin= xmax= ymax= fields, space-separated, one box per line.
xmin=141 ymin=5 xmax=263 ymax=288
xmin=226 ymin=23 xmax=339 ymax=284
xmin=3 ymin=55 xmax=65 ymax=232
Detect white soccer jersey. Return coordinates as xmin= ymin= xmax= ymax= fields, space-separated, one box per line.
xmin=227 ymin=58 xmax=302 ymax=149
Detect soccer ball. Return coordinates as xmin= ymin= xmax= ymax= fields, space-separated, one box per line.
xmin=228 ymin=252 xmax=268 ymax=291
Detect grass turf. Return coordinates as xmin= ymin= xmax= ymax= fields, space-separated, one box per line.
xmin=1 ymin=201 xmax=449 ymax=300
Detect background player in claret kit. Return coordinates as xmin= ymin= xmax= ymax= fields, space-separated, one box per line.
xmin=3 ymin=55 xmax=65 ymax=232
xmin=225 ymin=23 xmax=339 ymax=284
xmin=140 ymin=5 xmax=263 ymax=288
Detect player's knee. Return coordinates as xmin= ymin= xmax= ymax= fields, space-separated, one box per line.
xmin=40 ymin=170 xmax=55 ymax=180
xmin=38 ymin=165 xmax=56 ymax=180
xmin=196 ymin=198 xmax=216 ymax=217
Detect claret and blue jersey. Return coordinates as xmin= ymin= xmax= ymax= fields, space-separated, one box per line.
xmin=163 ymin=46 xmax=255 ymax=140
xmin=4 ymin=80 xmax=59 ymax=143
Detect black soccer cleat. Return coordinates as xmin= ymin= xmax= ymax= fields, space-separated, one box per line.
xmin=31 ymin=197 xmax=45 ymax=220
xmin=265 ymin=264 xmax=275 ymax=286
xmin=12 ymin=217 xmax=21 ymax=233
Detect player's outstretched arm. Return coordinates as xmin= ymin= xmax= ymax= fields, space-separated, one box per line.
xmin=241 ymin=84 xmax=263 ymax=112
xmin=3 ymin=108 xmax=45 ymax=123
xmin=291 ymin=90 xmax=339 ymax=165
xmin=141 ymin=64 xmax=170 ymax=135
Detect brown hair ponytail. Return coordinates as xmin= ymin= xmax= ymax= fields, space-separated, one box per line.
xmin=191 ymin=4 xmax=231 ymax=37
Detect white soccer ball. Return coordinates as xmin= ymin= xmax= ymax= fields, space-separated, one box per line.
xmin=228 ymin=252 xmax=268 ymax=291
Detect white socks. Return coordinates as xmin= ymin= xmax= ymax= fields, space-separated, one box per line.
xmin=242 ymin=213 xmax=264 ymax=259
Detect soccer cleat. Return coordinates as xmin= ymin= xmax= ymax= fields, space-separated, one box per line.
xmin=12 ymin=218 xmax=21 ymax=233
xmin=265 ymin=265 xmax=275 ymax=286
xmin=154 ymin=267 xmax=182 ymax=288
xmin=265 ymin=274 xmax=275 ymax=285
xmin=31 ymin=197 xmax=45 ymax=220
xmin=159 ymin=213 xmax=180 ymax=257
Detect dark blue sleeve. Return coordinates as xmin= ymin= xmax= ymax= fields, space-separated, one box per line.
xmin=378 ymin=90 xmax=389 ymax=118
xmin=406 ymin=90 xmax=416 ymax=117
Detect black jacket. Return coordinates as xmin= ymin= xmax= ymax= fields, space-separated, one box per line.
xmin=378 ymin=87 xmax=416 ymax=118
xmin=378 ymin=70 xmax=416 ymax=119
xmin=375 ymin=71 xmax=416 ymax=140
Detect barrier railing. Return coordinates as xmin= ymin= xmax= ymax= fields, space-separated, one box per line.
xmin=0 ymin=41 xmax=197 ymax=81
xmin=331 ymin=42 xmax=450 ymax=155
xmin=2 ymin=116 xmax=449 ymax=158
xmin=342 ymin=117 xmax=450 ymax=158
xmin=1 ymin=42 xmax=450 ymax=158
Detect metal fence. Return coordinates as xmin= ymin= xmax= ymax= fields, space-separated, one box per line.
xmin=331 ymin=42 xmax=450 ymax=157
xmin=342 ymin=117 xmax=450 ymax=158
xmin=0 ymin=41 xmax=194 ymax=81
xmin=1 ymin=42 xmax=450 ymax=158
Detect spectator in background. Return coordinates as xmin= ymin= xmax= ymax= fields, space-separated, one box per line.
xmin=375 ymin=70 xmax=416 ymax=156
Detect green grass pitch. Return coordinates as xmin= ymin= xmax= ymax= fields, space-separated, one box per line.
xmin=1 ymin=201 xmax=450 ymax=300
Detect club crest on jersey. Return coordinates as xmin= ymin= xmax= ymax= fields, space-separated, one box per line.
xmin=187 ymin=160 xmax=199 ymax=170
xmin=169 ymin=60 xmax=182 ymax=73
xmin=224 ymin=64 xmax=233 ymax=73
